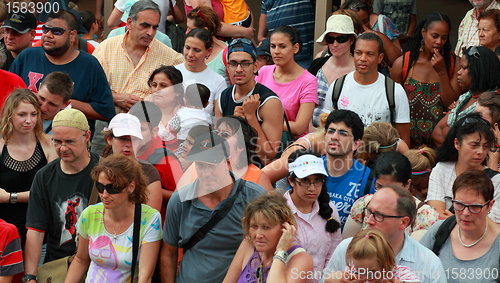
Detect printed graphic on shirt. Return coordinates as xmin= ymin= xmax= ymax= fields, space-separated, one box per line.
xmin=58 ymin=194 xmax=87 ymax=246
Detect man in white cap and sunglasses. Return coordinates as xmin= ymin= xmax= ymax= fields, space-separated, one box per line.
xmin=215 ymin=38 xmax=283 ymax=166
xmin=23 ymin=109 xmax=100 ymax=283
xmin=160 ymin=132 xmax=266 ymax=283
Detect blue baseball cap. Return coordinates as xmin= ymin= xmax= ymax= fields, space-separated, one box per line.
xmin=227 ymin=38 xmax=257 ymax=62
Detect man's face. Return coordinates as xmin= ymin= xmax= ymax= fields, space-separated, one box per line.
xmin=195 ymin=160 xmax=230 ymax=194
xmin=470 ymin=0 xmax=493 ymax=9
xmin=365 ymin=188 xmax=408 ymax=240
xmin=324 ymin=121 xmax=359 ymax=157
xmin=42 ymin=18 xmax=75 ymax=57
xmin=3 ymin=28 xmax=34 ymax=56
xmin=127 ymin=10 xmax=160 ymax=48
xmin=354 ymin=39 xmax=384 ymax=76
xmin=51 ymin=127 xmax=90 ymax=164
xmin=228 ymin=51 xmax=256 ymax=85
xmin=37 ymin=85 xmax=70 ymax=120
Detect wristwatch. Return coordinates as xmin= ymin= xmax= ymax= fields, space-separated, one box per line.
xmin=273 ymin=250 xmax=288 ymax=264
xmin=22 ymin=274 xmax=37 ymax=283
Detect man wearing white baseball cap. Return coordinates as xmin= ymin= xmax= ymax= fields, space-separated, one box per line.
xmin=102 ymin=113 xmax=162 ymax=212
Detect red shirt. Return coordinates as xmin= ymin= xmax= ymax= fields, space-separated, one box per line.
xmin=0 ymin=70 xmax=27 ymax=109
xmin=0 ymin=219 xmax=24 ymax=276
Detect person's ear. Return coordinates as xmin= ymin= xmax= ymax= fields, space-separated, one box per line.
xmin=152 ymin=126 xmax=159 ymax=138
xmin=106 ymin=135 xmax=113 ymax=146
xmin=352 ymin=139 xmax=362 ymax=152
xmin=454 ymin=138 xmax=460 ymax=151
xmin=421 ymin=28 xmax=425 ymax=39
xmin=400 ymin=216 xmax=410 ymax=230
xmin=378 ymin=52 xmax=384 ymax=64
xmin=62 ymin=100 xmax=71 ymax=110
xmin=29 ymin=29 xmax=36 ymax=42
xmin=405 ymin=179 xmax=412 ymax=191
xmin=126 ymin=17 xmax=133 ymax=31
xmin=293 ymin=42 xmax=299 ymax=55
xmin=128 ymin=181 xmax=136 ymax=194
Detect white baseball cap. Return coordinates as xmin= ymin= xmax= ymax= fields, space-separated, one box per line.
xmin=288 ymin=155 xmax=327 ymax=179
xmin=105 ymin=113 xmax=143 ymax=140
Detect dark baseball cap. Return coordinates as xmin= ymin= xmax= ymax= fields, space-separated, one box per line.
xmin=1 ymin=12 xmax=37 ymax=34
xmin=185 ymin=132 xmax=230 ymax=164
xmin=256 ymin=38 xmax=271 ymax=57
xmin=68 ymin=9 xmax=88 ymax=34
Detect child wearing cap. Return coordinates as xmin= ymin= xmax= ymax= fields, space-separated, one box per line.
xmin=284 ymin=149 xmax=342 ymax=283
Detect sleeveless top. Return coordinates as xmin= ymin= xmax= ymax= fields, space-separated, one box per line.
xmin=237 ymin=245 xmax=306 ymax=283
xmin=0 ymin=141 xmax=47 ymax=246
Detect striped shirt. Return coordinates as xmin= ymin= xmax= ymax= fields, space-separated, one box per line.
xmin=93 ymin=32 xmax=185 ymax=114
xmin=0 ymin=219 xmax=23 ymax=276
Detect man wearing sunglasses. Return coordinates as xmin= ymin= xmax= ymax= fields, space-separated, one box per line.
xmin=215 ymin=39 xmax=283 ymax=166
xmin=23 ymin=109 xmax=101 ymax=283
xmin=9 ymin=10 xmax=116 ymax=137
xmin=0 ymin=11 xmax=37 ymax=71
xmin=160 ymin=133 xmax=266 ymax=283
xmin=321 ymin=185 xmax=446 ymax=283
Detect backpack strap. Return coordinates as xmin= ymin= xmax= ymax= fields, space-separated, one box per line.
xmin=448 ymin=52 xmax=455 ymax=79
xmin=432 ymin=217 xmax=457 ymax=256
xmin=332 ymin=74 xmax=347 ymax=110
xmin=384 ymin=76 xmax=396 ymax=125
xmin=402 ymin=51 xmax=410 ymax=83
xmin=222 ymin=46 xmax=233 ymax=85
xmin=363 ymin=168 xmax=375 ymax=196
xmin=484 ymin=168 xmax=500 ymax=178
xmin=78 ymin=37 xmax=88 ymax=53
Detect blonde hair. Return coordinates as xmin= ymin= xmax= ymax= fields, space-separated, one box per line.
xmin=0 ymin=89 xmax=45 ymax=144
xmin=346 ymin=230 xmax=396 ymax=273
xmin=355 ymin=122 xmax=400 ymax=161
xmin=242 ymin=191 xmax=296 ymax=239
xmin=404 ymin=146 xmax=436 ymax=173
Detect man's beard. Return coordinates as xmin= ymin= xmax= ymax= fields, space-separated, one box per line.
xmin=43 ymin=36 xmax=71 ymax=57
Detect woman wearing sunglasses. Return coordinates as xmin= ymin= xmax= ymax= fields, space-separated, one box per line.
xmin=64 ymin=155 xmax=162 ymax=283
xmin=0 ymin=89 xmax=56 ymax=248
xmin=102 ymin=113 xmax=163 ymax=212
xmin=420 ymin=169 xmax=500 ymax=283
xmin=426 ymin=112 xmax=500 ymax=222
xmin=432 ymin=45 xmax=500 ymax=147
xmin=308 ymin=15 xmax=356 ymax=127
xmin=343 ymin=151 xmax=438 ymax=240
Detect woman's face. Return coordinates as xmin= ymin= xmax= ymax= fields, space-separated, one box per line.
xmin=475 ymin=103 xmax=493 ymax=124
xmin=12 ymin=101 xmax=37 ymax=134
xmin=457 ymin=55 xmax=471 ymax=89
xmin=151 ymin=73 xmax=178 ymax=108
xmin=455 ymin=132 xmax=490 ymax=168
xmin=184 ymin=36 xmax=211 ymax=70
xmin=327 ymin=32 xmax=353 ymax=58
xmin=106 ymin=135 xmax=140 ymax=158
xmin=215 ymin=122 xmax=241 ymax=158
xmin=478 ymin=18 xmax=500 ymax=50
xmin=454 ymin=188 xmax=492 ymax=233
xmin=289 ymin=174 xmax=324 ymax=206
xmin=270 ymin=32 xmax=298 ymax=66
xmin=97 ymin=171 xmax=131 ymax=210
xmin=421 ymin=21 xmax=449 ymax=54
xmin=375 ymin=174 xmax=409 ymax=191
xmin=249 ymin=212 xmax=282 ymax=253
xmin=355 ymin=9 xmax=369 ymax=29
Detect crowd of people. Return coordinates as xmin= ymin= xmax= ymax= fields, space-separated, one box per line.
xmin=1 ymin=0 xmax=500 ymax=282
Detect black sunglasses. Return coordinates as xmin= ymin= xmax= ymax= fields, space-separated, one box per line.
xmin=42 ymin=25 xmax=70 ymax=36
xmin=325 ymin=35 xmax=351 ymax=44
xmin=95 ymin=181 xmax=122 ymax=195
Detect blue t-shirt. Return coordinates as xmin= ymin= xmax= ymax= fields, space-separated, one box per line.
xmin=9 ymin=47 xmax=115 ymax=133
xmin=261 ymin=0 xmax=315 ymax=63
xmin=322 ymin=156 xmax=373 ymax=227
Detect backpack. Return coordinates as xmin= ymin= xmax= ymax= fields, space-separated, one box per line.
xmin=332 ymin=74 xmax=396 ymax=125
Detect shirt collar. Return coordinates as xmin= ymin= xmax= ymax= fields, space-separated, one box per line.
xmin=283 ymin=190 xmax=320 ymax=219
xmin=395 ymin=232 xmax=416 ymax=263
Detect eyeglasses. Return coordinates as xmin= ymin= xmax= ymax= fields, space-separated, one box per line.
xmin=213 ymin=129 xmax=232 ymax=139
xmin=460 ymin=117 xmax=490 ymax=127
xmin=230 ymin=38 xmax=253 ymax=46
xmin=95 ymin=181 xmax=122 ymax=195
xmin=365 ymin=208 xmax=405 ymax=222
xmin=295 ymin=177 xmax=325 ymax=188
xmin=193 ymin=7 xmax=209 ymax=27
xmin=325 ymin=35 xmax=350 ymax=44
xmin=42 ymin=25 xmax=71 ymax=36
xmin=228 ymin=61 xmax=254 ymax=68
xmin=51 ymin=134 xmax=86 ymax=147
xmin=452 ymin=199 xmax=491 ymax=213
xmin=326 ymin=128 xmax=352 ymax=137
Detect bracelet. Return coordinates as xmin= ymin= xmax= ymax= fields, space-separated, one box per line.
xmin=273 ymin=255 xmax=286 ymax=265
xmin=10 ymin=192 xmax=17 ymax=204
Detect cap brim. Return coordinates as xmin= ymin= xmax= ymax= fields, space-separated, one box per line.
xmin=294 ymin=168 xmax=328 ymax=179
xmin=112 ymin=128 xmax=143 ymax=140
xmin=1 ymin=24 xmax=30 ymax=34
xmin=77 ymin=26 xmax=88 ymax=34
xmin=185 ymin=151 xmax=224 ymax=164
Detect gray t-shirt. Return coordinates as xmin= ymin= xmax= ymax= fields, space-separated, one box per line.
xmin=163 ymin=176 xmax=266 ymax=283
xmin=420 ymin=220 xmax=500 ymax=283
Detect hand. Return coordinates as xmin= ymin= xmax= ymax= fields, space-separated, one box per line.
xmin=493 ymin=123 xmax=500 ymax=142
xmin=440 ymin=209 xmax=454 ymax=220
xmin=95 ymin=14 xmax=103 ymax=29
xmin=447 ymin=100 xmax=458 ymax=111
xmin=233 ymin=106 xmax=246 ymax=119
xmin=431 ymin=48 xmax=447 ymax=76
xmin=276 ymin=222 xmax=296 ymax=252
xmin=0 ymin=188 xmax=9 ymax=203
xmin=242 ymin=94 xmax=260 ymax=117
xmin=242 ymin=27 xmax=255 ymax=40
xmin=114 ymin=93 xmax=142 ymax=112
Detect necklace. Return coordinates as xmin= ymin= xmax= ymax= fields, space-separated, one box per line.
xmin=458 ymin=220 xmax=488 ymax=247
xmin=255 ymin=255 xmax=272 ymax=283
xmin=112 ymin=220 xmax=125 ymax=241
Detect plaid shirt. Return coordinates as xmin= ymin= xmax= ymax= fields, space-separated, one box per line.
xmin=93 ymin=32 xmax=185 ymax=113
xmin=455 ymin=1 xmax=500 ymax=56
xmin=312 ymin=68 xmax=329 ymax=127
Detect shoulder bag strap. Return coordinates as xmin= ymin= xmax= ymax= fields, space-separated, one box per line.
xmin=130 ymin=203 xmax=141 ymax=281
xmin=332 ymin=74 xmax=347 ymax=110
xmin=384 ymin=76 xmax=396 ymax=125
xmin=431 ymin=216 xmax=457 ymax=256
xmin=183 ymin=177 xmax=246 ymax=252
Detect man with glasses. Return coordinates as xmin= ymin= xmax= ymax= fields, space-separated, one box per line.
xmin=321 ymin=110 xmax=372 ymax=228
xmin=9 ymin=10 xmax=115 ymax=136
xmin=0 ymin=11 xmax=36 ymax=71
xmin=23 ymin=109 xmax=100 ymax=283
xmin=160 ymin=133 xmax=266 ymax=283
xmin=215 ymin=39 xmax=283 ymax=166
xmin=321 ymin=185 xmax=446 ymax=283
xmin=322 ymin=33 xmax=410 ymax=146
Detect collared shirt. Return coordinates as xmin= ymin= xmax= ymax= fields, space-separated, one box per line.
xmin=320 ymin=232 xmax=447 ymax=283
xmin=455 ymin=1 xmax=500 ymax=56
xmin=284 ymin=191 xmax=342 ymax=283
xmin=93 ymin=32 xmax=185 ymax=114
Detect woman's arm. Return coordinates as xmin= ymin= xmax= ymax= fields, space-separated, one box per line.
xmin=426 ymin=200 xmax=453 ymax=219
xmin=262 ymin=139 xmax=311 ymax=183
xmin=64 ymin=235 xmax=91 ymax=283
xmin=41 ymin=134 xmax=58 ymax=162
xmin=146 ymin=181 xmax=162 ymax=211
xmin=431 ymin=113 xmax=451 ymax=148
xmin=258 ymin=14 xmax=268 ymax=43
xmin=107 ymin=7 xmax=124 ymax=28
xmin=257 ymin=172 xmax=274 ymax=192
xmin=222 ymin=239 xmax=253 ymax=283
xmin=138 ymin=240 xmax=161 ymax=283
xmin=391 ymin=56 xmax=404 ymax=84
xmin=285 ymin=102 xmax=315 ymax=137
xmin=219 ymin=23 xmax=254 ymax=39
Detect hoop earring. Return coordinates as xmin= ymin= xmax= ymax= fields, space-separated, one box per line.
xmin=419 ymin=39 xmax=424 ymax=52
